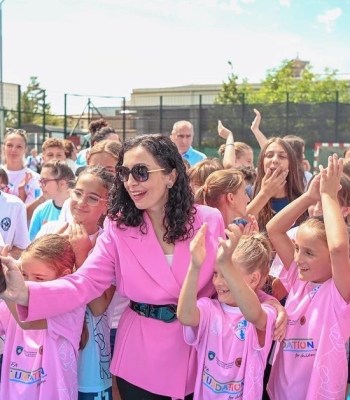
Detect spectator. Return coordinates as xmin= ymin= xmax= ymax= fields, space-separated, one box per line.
xmin=187 ymin=158 xmax=223 ymax=195
xmin=41 ymin=138 xmax=66 ymax=164
xmin=76 ymin=119 xmax=120 ymax=167
xmin=63 ymin=139 xmax=78 ymax=174
xmin=1 ymin=128 xmax=41 ymax=205
xmin=0 ymin=187 xmax=30 ymax=258
xmin=26 ymin=148 xmax=41 ymax=173
xmin=170 ymin=120 xmax=207 ymax=166
xmin=217 ymin=120 xmax=254 ymax=168
xmin=28 ymin=161 xmax=75 ymax=241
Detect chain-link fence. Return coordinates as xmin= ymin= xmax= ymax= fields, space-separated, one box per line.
xmin=1 ymin=85 xmax=349 ymax=158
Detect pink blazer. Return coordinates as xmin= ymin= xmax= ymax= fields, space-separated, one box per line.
xmin=19 ymin=205 xmax=225 ymax=398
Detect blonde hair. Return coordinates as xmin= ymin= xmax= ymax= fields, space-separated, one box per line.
xmin=218 ymin=142 xmax=252 ymax=159
xmin=86 ymin=140 xmax=121 ymax=165
xmin=234 ymin=142 xmax=253 ymax=159
xmin=42 ymin=138 xmax=64 ymax=153
xmin=195 ymin=169 xmax=244 ymax=208
xmin=299 ymin=216 xmax=328 ymax=246
xmin=233 ymin=233 xmax=272 ymax=288
xmin=4 ymin=128 xmax=28 ymax=146
xmin=21 ymin=234 xmax=75 ymax=277
xmin=188 ymin=158 xmax=223 ymax=191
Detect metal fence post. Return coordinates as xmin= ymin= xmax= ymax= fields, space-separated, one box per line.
xmin=42 ymin=89 xmax=46 ymax=141
xmin=18 ymin=85 xmax=21 ymax=127
xmin=64 ymin=93 xmax=67 ymax=138
xmin=122 ymin=97 xmax=126 ymax=142
xmin=159 ymin=95 xmax=163 ymax=133
xmin=335 ymin=90 xmax=339 ymax=141
xmin=241 ymin=93 xmax=245 ymax=136
xmin=199 ymin=94 xmax=203 ymax=148
xmin=286 ymin=92 xmax=290 ymax=133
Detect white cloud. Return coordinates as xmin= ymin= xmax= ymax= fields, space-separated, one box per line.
xmin=279 ymin=0 xmax=291 ymax=6
xmin=317 ymin=7 xmax=342 ymax=33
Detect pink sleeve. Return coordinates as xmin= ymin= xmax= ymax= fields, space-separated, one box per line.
xmin=183 ymin=297 xmax=212 ymax=347
xmin=47 ymin=305 xmax=86 ymax=346
xmin=17 ymin=219 xmax=118 ymax=322
xmin=0 ymin=301 xmax=11 ymax=336
xmin=279 ymin=261 xmax=298 ymax=292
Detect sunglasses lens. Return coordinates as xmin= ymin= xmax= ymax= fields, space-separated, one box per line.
xmin=116 ymin=165 xmax=149 ymax=182
xmin=132 ymin=165 xmax=148 ymax=182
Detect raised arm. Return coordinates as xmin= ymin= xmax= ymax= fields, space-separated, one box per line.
xmin=218 ymin=225 xmax=267 ymax=334
xmin=320 ymin=154 xmax=350 ymax=303
xmin=218 ymin=120 xmax=236 ymax=169
xmin=177 ymin=224 xmax=207 ymax=327
xmin=250 ymin=109 xmax=268 ymax=149
xmin=266 ymin=174 xmax=321 ymax=270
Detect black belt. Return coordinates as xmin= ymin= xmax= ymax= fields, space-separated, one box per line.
xmin=130 ymin=301 xmax=177 ymax=323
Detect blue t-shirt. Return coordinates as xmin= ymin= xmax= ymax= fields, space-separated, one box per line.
xmin=78 ymin=308 xmax=112 ymax=393
xmin=29 ymin=200 xmax=62 ymax=241
xmin=182 ymin=146 xmax=207 ymax=166
xmin=271 ymin=197 xmax=289 ymax=213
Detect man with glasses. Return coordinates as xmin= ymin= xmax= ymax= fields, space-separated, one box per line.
xmin=170 ymin=120 xmax=207 ymax=166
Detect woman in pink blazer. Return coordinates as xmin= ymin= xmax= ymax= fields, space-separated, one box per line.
xmin=1 ymin=134 xmax=225 ymax=399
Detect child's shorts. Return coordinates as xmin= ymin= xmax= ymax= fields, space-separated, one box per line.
xmin=78 ymin=386 xmax=112 ymax=400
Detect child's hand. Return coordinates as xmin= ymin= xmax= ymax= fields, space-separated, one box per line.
xmin=18 ymin=171 xmax=33 ymax=189
xmin=305 ymin=173 xmax=321 ymax=203
xmin=217 ymin=120 xmax=232 ymax=139
xmin=0 ymin=255 xmax=28 ymax=304
xmin=264 ymin=298 xmax=288 ymax=342
xmin=251 ymin=108 xmax=261 ymax=133
xmin=217 ymin=223 xmax=241 ymax=266
xmin=320 ymin=154 xmax=343 ymax=198
xmin=189 ymin=223 xmax=207 ymax=270
xmin=261 ymin=167 xmax=289 ymax=198
xmin=273 ymin=305 xmax=288 ymax=342
xmin=242 ymin=214 xmax=259 ymax=235
xmin=69 ymin=223 xmax=97 ymax=268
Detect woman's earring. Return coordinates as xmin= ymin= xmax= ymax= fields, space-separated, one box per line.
xmin=167 ymin=183 xmax=173 ymax=189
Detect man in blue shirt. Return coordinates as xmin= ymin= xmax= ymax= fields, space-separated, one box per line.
xmin=170 ymin=120 xmax=207 ymax=166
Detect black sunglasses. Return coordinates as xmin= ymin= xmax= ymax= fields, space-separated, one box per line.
xmin=116 ymin=164 xmax=165 ymax=182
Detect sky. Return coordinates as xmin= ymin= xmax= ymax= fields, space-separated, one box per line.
xmin=2 ymin=0 xmax=350 ymax=114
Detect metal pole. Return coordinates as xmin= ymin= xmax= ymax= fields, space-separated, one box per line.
xmin=122 ymin=97 xmax=126 ymax=142
xmin=42 ymin=89 xmax=46 ymax=140
xmin=0 ymin=0 xmax=5 ymax=145
xmin=159 ymin=95 xmax=163 ymax=133
xmin=64 ymin=93 xmax=67 ymax=138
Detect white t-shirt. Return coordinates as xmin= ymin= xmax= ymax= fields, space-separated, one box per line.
xmin=0 ymin=192 xmax=30 ymax=250
xmin=3 ymin=167 xmax=41 ymax=204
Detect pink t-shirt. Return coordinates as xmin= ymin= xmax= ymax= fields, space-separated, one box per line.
xmin=268 ymin=261 xmax=350 ymax=400
xmin=184 ymin=297 xmax=276 ymax=400
xmin=0 ymin=302 xmax=85 ymax=400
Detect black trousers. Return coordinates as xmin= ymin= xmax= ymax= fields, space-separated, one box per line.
xmin=116 ymin=377 xmax=194 ymax=400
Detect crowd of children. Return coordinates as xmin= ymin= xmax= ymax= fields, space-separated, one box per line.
xmin=0 ymin=112 xmax=350 ymax=400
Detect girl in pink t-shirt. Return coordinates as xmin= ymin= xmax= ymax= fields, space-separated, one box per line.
xmin=177 ymin=220 xmax=280 ymax=400
xmin=0 ymin=234 xmax=85 ymax=400
xmin=266 ymin=154 xmax=350 ymax=400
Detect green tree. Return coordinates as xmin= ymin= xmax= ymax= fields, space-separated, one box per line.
xmin=216 ymin=59 xmax=350 ymax=104
xmin=215 ymin=61 xmax=253 ymax=104
xmin=6 ymin=76 xmax=62 ymax=126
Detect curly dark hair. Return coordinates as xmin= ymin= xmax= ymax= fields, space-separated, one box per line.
xmin=108 ymin=134 xmax=196 ymax=244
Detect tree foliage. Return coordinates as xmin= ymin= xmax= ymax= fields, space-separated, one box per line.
xmin=6 ymin=76 xmax=62 ymax=126
xmin=216 ymin=59 xmax=350 ymax=104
